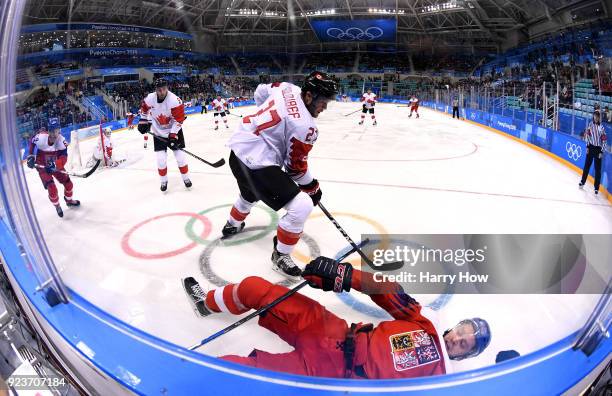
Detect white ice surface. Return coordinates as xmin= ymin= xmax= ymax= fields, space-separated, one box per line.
xmin=24 ymin=102 xmax=611 ymax=374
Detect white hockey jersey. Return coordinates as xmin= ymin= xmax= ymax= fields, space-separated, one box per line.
xmin=140 ymin=91 xmax=185 ymax=138
xmin=93 ymin=135 xmax=113 ymax=161
xmin=361 ymin=92 xmax=377 ymax=109
xmin=228 ymin=83 xmax=318 ymax=185
xmin=254 ymin=82 xmax=290 ymax=107
xmin=29 ymin=132 xmax=69 ymax=167
xmin=212 ymin=98 xmax=227 ymax=113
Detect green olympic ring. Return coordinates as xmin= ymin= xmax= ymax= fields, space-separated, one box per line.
xmin=184 ymin=203 xmax=278 ymax=246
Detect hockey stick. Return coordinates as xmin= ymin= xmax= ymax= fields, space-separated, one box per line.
xmin=226 ymin=112 xmax=243 ymax=118
xmin=147 ymin=132 xmax=225 ymax=168
xmin=34 ymin=160 xmax=100 ymax=178
xmin=188 ymin=238 xmax=370 ymax=351
xmin=343 ymin=108 xmax=363 ymax=117
xmin=317 ymin=202 xmax=403 ymax=271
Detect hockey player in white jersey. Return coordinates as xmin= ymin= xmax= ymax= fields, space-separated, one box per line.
xmin=138 ymin=78 xmax=192 ymax=192
xmin=26 ymin=118 xmax=80 ymax=218
xmin=359 ymin=88 xmax=377 ymax=126
xmin=223 ymin=71 xmax=338 ymax=279
xmin=253 ymin=82 xmax=289 ymax=106
xmin=88 ymin=127 xmax=117 ymax=167
xmin=212 ymin=95 xmax=228 ymax=130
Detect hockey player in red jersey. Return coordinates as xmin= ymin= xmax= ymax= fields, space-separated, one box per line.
xmin=223 ymin=71 xmax=338 ymax=279
xmin=138 ymin=78 xmax=191 ymax=191
xmin=26 ymin=118 xmax=80 ymax=218
xmin=186 ymin=256 xmax=491 ymax=379
xmin=360 ymin=88 xmax=377 ymax=126
xmin=409 ymin=95 xmax=420 ymax=118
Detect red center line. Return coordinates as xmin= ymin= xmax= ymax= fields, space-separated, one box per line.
xmin=319 ymin=178 xmax=612 ymax=208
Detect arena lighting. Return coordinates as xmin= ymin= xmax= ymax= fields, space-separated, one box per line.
xmin=368 ymin=8 xmax=405 ymax=14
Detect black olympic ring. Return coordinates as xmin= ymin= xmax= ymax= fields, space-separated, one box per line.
xmin=199 ymin=226 xmax=321 ymax=288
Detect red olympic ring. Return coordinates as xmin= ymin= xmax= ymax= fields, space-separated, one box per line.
xmin=122 ymin=212 xmax=212 ymax=259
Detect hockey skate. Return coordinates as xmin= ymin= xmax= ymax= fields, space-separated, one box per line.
xmin=55 ymin=205 xmax=63 ymax=218
xmin=373 ymin=120 xmax=377 ymax=126
xmin=64 ymin=197 xmax=80 ymax=207
xmin=358 ymin=120 xmax=364 ymax=125
xmin=214 ymin=126 xmax=219 ymax=131
xmin=578 ymin=182 xmax=584 ymax=189
xmin=182 ymin=277 xmax=212 ymax=317
xmin=144 ymin=142 xmax=148 ymax=149
xmin=160 ymin=181 xmax=168 ymax=192
xmin=271 ymin=236 xmax=302 ymax=280
xmin=184 ymin=178 xmax=192 ymax=188
xmin=221 ymin=221 xmax=245 ymax=239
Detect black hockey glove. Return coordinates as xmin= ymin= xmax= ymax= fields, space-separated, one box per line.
xmin=168 ymin=133 xmax=179 ymax=150
xmin=303 ymin=256 xmax=353 ymax=293
xmin=26 ymin=155 xmax=35 ymax=169
xmin=300 ymin=179 xmax=322 ymax=206
xmin=44 ymin=160 xmax=56 ymax=174
xmin=137 ymin=120 xmax=151 ymax=135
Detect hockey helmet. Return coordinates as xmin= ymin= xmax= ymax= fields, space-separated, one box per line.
xmin=444 ymin=317 xmax=491 ymax=360
xmin=302 ymin=71 xmax=339 ymax=99
xmin=154 ymin=78 xmax=169 ymax=88
xmin=103 ymin=127 xmax=112 ymax=137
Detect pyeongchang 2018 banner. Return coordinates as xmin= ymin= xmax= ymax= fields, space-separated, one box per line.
xmin=311 ymin=19 xmax=396 ymax=42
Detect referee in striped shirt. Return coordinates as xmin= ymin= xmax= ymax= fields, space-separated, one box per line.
xmin=579 ymin=110 xmax=607 ymax=195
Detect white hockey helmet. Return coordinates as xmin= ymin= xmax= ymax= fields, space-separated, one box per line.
xmin=103 ymin=127 xmax=112 ymax=137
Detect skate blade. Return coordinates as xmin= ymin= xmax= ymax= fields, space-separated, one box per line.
xmin=271 ymin=264 xmax=302 ymax=282
xmin=181 ymin=278 xmax=208 ymax=318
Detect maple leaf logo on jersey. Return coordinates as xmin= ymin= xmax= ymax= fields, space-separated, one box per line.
xmin=156 ymin=114 xmax=172 ymax=126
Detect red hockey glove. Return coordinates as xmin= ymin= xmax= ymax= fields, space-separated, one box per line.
xmin=303 ymin=256 xmax=353 ymax=293
xmin=299 ymin=179 xmax=322 ymax=206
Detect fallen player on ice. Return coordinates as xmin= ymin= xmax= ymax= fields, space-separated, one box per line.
xmin=184 ymin=256 xmax=491 ymax=379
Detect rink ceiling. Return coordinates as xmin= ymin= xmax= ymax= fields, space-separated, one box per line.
xmin=23 ymin=101 xmax=612 ymax=376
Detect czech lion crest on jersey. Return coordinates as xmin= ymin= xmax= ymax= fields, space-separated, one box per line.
xmin=389 ymin=330 xmax=440 ymax=371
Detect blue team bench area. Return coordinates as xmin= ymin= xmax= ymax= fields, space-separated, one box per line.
xmin=421 ymin=100 xmax=612 ymax=203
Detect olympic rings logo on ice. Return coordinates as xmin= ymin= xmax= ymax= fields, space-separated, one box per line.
xmin=326 ymin=27 xmax=384 ymax=41
xmin=565 ymin=142 xmax=582 ymax=161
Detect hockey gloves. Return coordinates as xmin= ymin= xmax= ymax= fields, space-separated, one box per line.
xmin=300 ymin=179 xmax=322 ymax=206
xmin=44 ymin=160 xmax=56 ymax=174
xmin=303 ymin=256 xmax=353 ymax=293
xmin=137 ymin=120 xmax=151 ymax=135
xmin=168 ymin=133 xmax=179 ymax=150
xmin=26 ymin=155 xmax=35 ymax=169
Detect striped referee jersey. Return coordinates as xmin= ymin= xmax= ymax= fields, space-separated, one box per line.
xmin=584 ymin=122 xmax=607 ymax=151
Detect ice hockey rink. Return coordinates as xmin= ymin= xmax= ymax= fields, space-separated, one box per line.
xmin=23 ymin=101 xmax=612 ymax=374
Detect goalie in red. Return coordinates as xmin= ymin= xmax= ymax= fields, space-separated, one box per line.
xmin=184 ymin=256 xmax=491 ymax=379
xmin=26 ymin=118 xmax=80 ymax=218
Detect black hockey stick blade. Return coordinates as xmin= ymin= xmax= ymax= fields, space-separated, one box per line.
xmin=71 ymin=159 xmax=101 ymax=178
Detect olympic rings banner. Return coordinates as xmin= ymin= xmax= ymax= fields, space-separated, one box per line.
xmin=311 ymin=18 xmax=396 ymax=42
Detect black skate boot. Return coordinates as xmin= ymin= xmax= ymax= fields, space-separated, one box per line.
xmin=64 ymin=197 xmax=80 ymax=207
xmin=271 ymin=236 xmax=302 ymax=281
xmin=578 ymin=182 xmax=584 ymax=189
xmin=160 ymin=181 xmax=168 ymax=192
xmin=55 ymin=205 xmax=63 ymax=218
xmin=214 ymin=126 xmax=219 ymax=131
xmin=182 ymin=277 xmax=212 ymax=317
xmin=222 ymin=221 xmax=245 ymax=239
xmin=373 ymin=120 xmax=377 ymax=126
xmin=358 ymin=120 xmax=364 ymax=125
xmin=184 ymin=178 xmax=192 ymax=188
